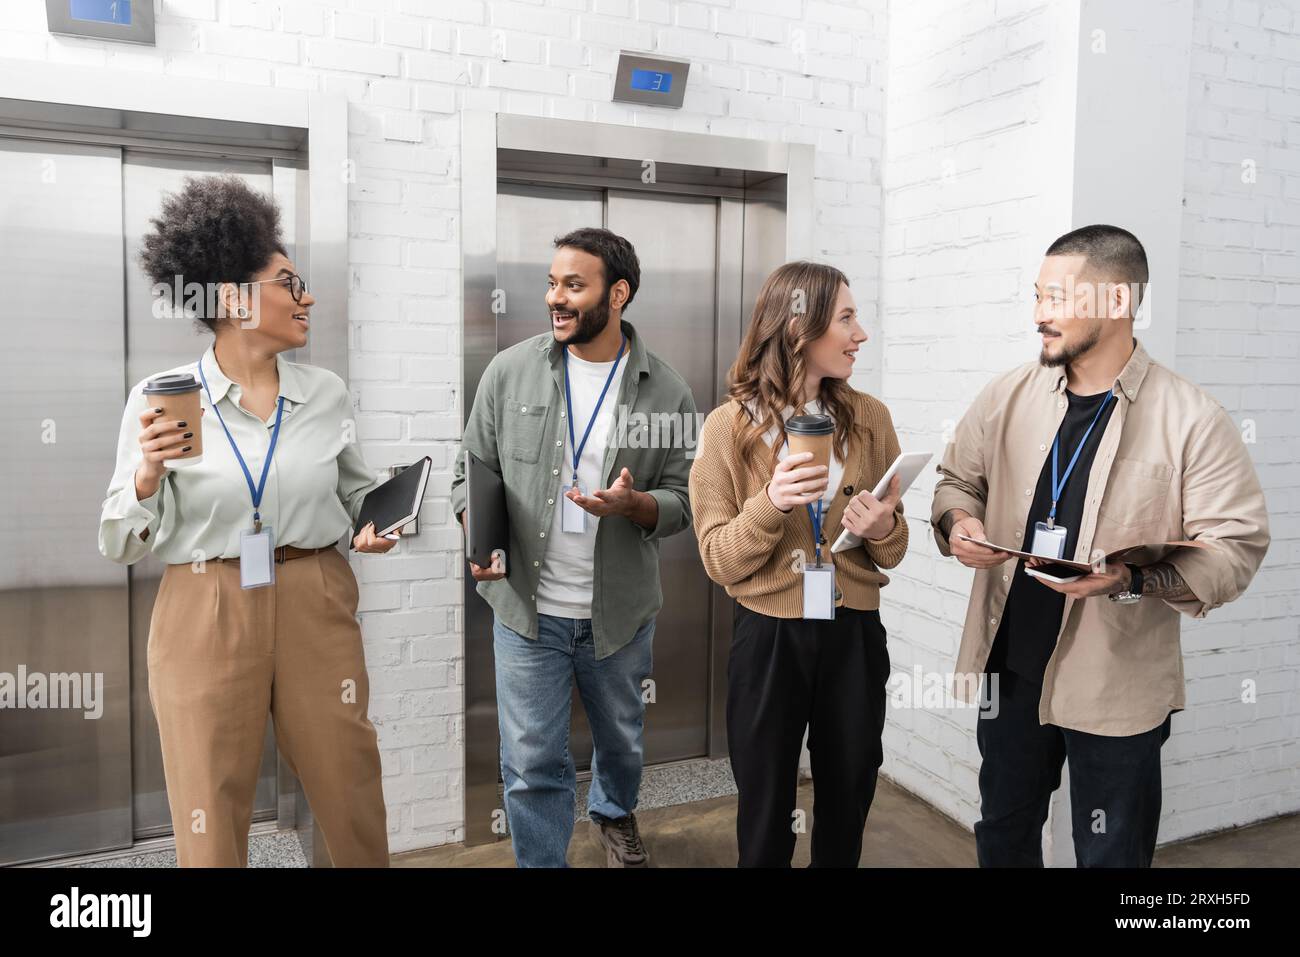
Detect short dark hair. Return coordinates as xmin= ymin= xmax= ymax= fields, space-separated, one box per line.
xmin=1045 ymin=224 xmax=1149 ymax=306
xmin=552 ymin=227 xmax=641 ymax=311
xmin=138 ymin=174 xmax=286 ymax=331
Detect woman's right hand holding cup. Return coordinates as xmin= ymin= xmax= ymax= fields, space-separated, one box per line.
xmin=134 ymin=406 xmax=203 ymax=500
xmin=766 ymin=450 xmax=829 ymax=513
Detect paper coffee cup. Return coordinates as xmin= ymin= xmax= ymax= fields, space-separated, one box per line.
xmin=143 ymin=373 xmax=203 ymax=469
xmin=786 ymin=413 xmax=833 ymax=472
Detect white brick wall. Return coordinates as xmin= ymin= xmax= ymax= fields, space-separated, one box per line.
xmin=880 ymin=0 xmax=1299 ymax=854
xmin=0 ymin=0 xmax=888 ymax=853
xmin=1164 ymin=0 xmax=1300 ymax=841
xmin=878 ymin=0 xmax=1078 ymax=834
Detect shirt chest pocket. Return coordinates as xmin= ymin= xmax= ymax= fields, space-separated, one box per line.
xmin=1098 ymin=457 xmax=1174 ymax=529
xmin=503 ymin=395 xmax=550 ymax=464
xmin=619 ymin=416 xmax=670 ymax=475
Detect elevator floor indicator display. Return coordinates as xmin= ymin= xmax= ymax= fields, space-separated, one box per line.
xmin=613 ymin=52 xmax=690 ymax=109
xmin=46 ymin=0 xmax=154 ymax=43
xmin=71 ymin=0 xmax=130 ymax=24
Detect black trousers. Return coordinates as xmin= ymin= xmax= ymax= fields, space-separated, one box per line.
xmin=975 ymin=665 xmax=1173 ymax=867
xmin=727 ymin=603 xmax=890 ymax=867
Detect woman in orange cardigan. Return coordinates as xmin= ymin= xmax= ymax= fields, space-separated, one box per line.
xmin=689 ymin=261 xmax=907 ymax=867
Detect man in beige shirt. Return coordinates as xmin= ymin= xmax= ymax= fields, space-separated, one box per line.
xmin=931 ymin=224 xmax=1269 ymax=867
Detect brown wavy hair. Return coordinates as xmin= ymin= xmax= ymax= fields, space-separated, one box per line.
xmin=727 ymin=260 xmax=857 ymax=469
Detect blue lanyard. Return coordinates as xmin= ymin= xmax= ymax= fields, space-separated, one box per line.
xmin=806 ymin=499 xmax=824 ymax=565
xmin=562 ymin=334 xmax=626 ymax=487
xmin=197 ymin=355 xmax=285 ymax=531
xmin=1048 ymin=389 xmax=1113 ymax=527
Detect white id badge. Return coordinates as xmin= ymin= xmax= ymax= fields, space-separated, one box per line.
xmin=239 ymin=526 xmax=275 ymax=589
xmin=1031 ymin=521 xmax=1068 ymax=560
xmin=803 ymin=563 xmax=836 ymax=620
xmin=562 ymin=484 xmax=586 ymax=533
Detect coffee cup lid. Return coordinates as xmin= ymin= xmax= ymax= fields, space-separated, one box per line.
xmin=786 ymin=413 xmax=833 ymax=436
xmin=143 ymin=372 xmax=200 ymax=395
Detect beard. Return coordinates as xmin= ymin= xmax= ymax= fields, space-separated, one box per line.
xmin=551 ymin=296 xmax=611 ymax=347
xmin=1039 ymin=322 xmax=1103 ymax=368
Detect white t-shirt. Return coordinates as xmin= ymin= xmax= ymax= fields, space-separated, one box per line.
xmin=535 ymin=348 xmax=628 ymax=619
xmin=749 ymin=398 xmax=845 ymax=512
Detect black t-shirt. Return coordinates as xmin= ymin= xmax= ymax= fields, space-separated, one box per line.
xmin=989 ymin=387 xmax=1117 ymax=684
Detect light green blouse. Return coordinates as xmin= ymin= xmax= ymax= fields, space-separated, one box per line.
xmin=98 ymin=342 xmax=379 ymax=565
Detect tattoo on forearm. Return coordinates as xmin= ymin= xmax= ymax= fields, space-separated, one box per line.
xmin=1140 ymin=562 xmax=1196 ymax=601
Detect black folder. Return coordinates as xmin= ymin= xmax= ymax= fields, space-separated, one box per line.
xmin=464 ymin=450 xmax=509 ymax=570
xmin=350 ymin=456 xmax=432 ymax=548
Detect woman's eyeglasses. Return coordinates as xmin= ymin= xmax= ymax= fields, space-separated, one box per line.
xmin=244 ymin=274 xmax=308 ymax=303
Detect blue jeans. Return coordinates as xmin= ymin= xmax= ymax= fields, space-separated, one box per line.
xmin=492 ymin=613 xmax=654 ymax=868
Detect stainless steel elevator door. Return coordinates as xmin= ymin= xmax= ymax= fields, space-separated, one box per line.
xmin=603 ymin=190 xmax=717 ymax=761
xmin=0 ymin=142 xmax=286 ymax=864
xmin=491 ymin=184 xmax=722 ymax=769
xmin=496 ymin=184 xmax=603 ymax=352
xmin=121 ymin=152 xmax=280 ymax=838
xmin=0 ymin=139 xmax=132 ymax=863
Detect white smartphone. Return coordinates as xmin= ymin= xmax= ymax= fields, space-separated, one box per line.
xmin=1024 ymin=566 xmax=1084 ymax=584
xmin=832 ymin=450 xmax=934 ymax=553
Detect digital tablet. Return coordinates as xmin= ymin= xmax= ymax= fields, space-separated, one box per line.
xmin=831 ymin=450 xmax=934 ymax=554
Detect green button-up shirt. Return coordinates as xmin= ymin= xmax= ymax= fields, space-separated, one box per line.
xmin=451 ymin=319 xmax=697 ymax=659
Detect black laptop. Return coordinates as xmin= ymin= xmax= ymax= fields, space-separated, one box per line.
xmin=463 ymin=450 xmax=509 ymax=571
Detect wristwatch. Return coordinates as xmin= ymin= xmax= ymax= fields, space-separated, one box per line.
xmin=1108 ymin=563 xmax=1143 ymax=604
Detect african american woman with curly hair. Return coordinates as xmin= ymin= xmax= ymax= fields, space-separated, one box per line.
xmin=98 ymin=175 xmax=392 ymax=867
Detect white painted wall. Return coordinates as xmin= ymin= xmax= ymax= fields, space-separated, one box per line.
xmin=1071 ymin=0 xmax=1193 ymax=370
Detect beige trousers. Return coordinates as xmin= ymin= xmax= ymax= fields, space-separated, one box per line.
xmin=147 ymin=546 xmax=388 ymax=867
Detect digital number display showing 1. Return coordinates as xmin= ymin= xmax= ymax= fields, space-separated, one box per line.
xmin=70 ymin=0 xmax=132 ymax=25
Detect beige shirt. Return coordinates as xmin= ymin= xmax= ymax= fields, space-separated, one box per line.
xmin=99 ymin=342 xmax=379 ymax=565
xmin=930 ymin=338 xmax=1270 ymax=736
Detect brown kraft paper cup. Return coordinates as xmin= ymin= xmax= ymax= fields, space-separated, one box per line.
xmin=143 ymin=373 xmax=203 ymax=469
xmin=785 ymin=412 xmax=833 ymax=473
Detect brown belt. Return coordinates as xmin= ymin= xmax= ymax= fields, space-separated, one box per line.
xmin=213 ymin=545 xmax=333 ymax=564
